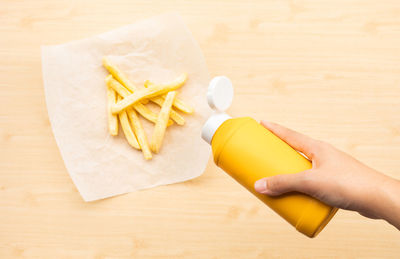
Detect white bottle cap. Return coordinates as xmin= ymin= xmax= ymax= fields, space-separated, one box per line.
xmin=201 ymin=76 xmax=234 ymax=144
xmin=207 ymin=76 xmax=234 ymax=111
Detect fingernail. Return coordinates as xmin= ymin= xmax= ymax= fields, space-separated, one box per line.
xmin=254 ymin=179 xmax=268 ymax=194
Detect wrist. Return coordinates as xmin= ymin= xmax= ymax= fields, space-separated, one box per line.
xmin=375 ymin=175 xmax=400 ymax=229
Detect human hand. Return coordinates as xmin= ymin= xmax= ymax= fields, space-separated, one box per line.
xmin=254 ymin=121 xmax=400 ymax=230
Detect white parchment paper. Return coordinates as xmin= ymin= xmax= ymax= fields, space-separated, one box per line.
xmin=41 ymin=14 xmax=211 ymax=201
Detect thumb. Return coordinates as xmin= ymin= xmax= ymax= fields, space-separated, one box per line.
xmin=254 ymin=171 xmax=313 ymax=196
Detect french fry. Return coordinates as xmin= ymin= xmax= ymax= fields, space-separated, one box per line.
xmin=150 ymin=97 xmax=185 ymax=126
xmin=107 ymin=86 xmax=118 ymax=135
xmin=144 ymin=80 xmax=194 ymax=114
xmin=103 ymin=57 xmax=138 ymax=92
xmin=150 ymin=91 xmax=177 ymax=153
xmin=106 ymin=75 xmax=173 ymax=126
xmin=127 ymin=107 xmax=152 ymax=160
xmin=105 ymin=74 xmax=132 ymax=96
xmin=111 ymin=73 xmax=187 ymax=114
xmin=103 ymin=57 xmax=151 ymax=104
xmin=167 ymin=96 xmax=194 ymax=114
xmin=103 ymin=58 xmax=152 ymax=106
xmin=118 ymin=96 xmax=140 ymax=150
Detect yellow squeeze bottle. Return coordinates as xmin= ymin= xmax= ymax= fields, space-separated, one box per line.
xmin=201 ymin=76 xmax=337 ymax=237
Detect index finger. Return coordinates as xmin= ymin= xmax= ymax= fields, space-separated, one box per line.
xmin=261 ymin=121 xmax=318 ymax=159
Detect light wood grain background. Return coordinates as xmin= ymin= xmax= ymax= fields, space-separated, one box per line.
xmin=1 ymin=0 xmax=400 ymax=258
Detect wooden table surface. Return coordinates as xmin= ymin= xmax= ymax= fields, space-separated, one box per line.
xmin=1 ymin=0 xmax=400 ymax=258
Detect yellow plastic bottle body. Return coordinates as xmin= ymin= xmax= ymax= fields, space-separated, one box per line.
xmin=212 ymin=117 xmax=337 ymax=237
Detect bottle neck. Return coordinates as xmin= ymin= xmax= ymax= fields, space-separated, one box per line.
xmin=201 ymin=113 xmax=232 ymax=144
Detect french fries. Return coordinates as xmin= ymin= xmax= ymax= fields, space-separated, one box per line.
xmin=145 ymin=81 xmax=194 ymax=114
xmin=102 ymin=57 xmax=193 ymax=160
xmin=106 ymin=75 xmax=173 ymax=126
xmin=111 ymin=73 xmax=187 ymax=114
xmin=150 ymin=91 xmax=177 ymax=153
xmin=118 ymin=96 xmax=140 ymax=150
xmin=127 ymin=107 xmax=152 ymax=160
xmin=104 ymin=57 xmax=183 ymax=112
xmin=107 ymin=86 xmax=118 ymax=135
xmin=150 ymin=97 xmax=185 ymax=125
